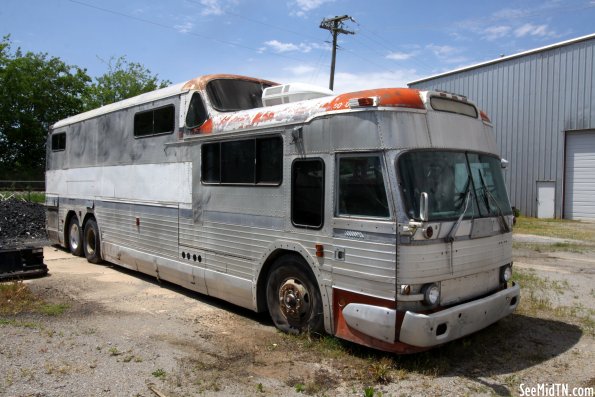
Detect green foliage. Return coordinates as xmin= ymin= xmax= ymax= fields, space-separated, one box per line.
xmin=0 ymin=35 xmax=170 ymax=180
xmin=82 ymin=56 xmax=170 ymax=111
xmin=152 ymin=368 xmax=167 ymax=379
xmin=0 ymin=35 xmax=90 ymax=177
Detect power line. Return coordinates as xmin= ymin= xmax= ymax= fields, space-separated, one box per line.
xmin=68 ymin=0 xmax=306 ymax=64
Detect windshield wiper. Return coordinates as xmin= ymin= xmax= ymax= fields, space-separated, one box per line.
xmin=477 ymin=170 xmax=511 ymax=233
xmin=445 ymin=176 xmax=473 ymax=243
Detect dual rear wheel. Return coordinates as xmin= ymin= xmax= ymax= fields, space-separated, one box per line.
xmin=67 ymin=215 xmax=101 ymax=263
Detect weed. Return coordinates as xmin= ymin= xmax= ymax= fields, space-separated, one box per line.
xmin=0 ymin=318 xmax=41 ymax=329
xmin=363 ymin=386 xmax=375 ymax=397
xmin=256 ymin=383 xmax=264 ymax=393
xmin=0 ymin=281 xmax=40 ymax=315
xmin=368 ymin=357 xmax=393 ymax=384
xmin=295 ymin=383 xmax=305 ymax=393
xmin=108 ymin=347 xmax=122 ymax=356
xmin=39 ymin=303 xmax=69 ymax=316
xmin=152 ymin=368 xmax=167 ymax=379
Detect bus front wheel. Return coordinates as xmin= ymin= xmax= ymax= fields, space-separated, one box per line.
xmin=68 ymin=216 xmax=83 ymax=257
xmin=266 ymin=256 xmax=323 ymax=335
xmin=83 ymin=218 xmax=102 ymax=264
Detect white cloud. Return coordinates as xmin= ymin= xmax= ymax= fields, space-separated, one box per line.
xmin=292 ymin=0 xmax=334 ymax=17
xmin=200 ymin=0 xmax=224 ymax=16
xmin=386 ymin=51 xmax=415 ymax=61
xmin=332 ymin=70 xmax=421 ymax=93
xmin=514 ymin=23 xmax=555 ymax=38
xmin=285 ymin=64 xmax=317 ymax=75
xmin=426 ymin=44 xmax=457 ymax=57
xmin=263 ymin=40 xmax=328 ymax=53
xmin=483 ymin=25 xmax=511 ymax=40
xmin=174 ymin=21 xmax=194 ymax=33
xmin=265 ymin=40 xmax=299 ymax=52
xmin=426 ymin=44 xmax=469 ymax=64
xmin=267 ymin=69 xmax=420 ymax=94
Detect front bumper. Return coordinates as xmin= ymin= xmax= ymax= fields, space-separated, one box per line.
xmin=398 ymin=282 xmax=520 ymax=347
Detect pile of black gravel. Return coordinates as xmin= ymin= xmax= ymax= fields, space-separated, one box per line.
xmin=0 ymin=198 xmax=48 ymax=248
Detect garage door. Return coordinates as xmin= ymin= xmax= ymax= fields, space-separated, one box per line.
xmin=564 ymin=131 xmax=595 ymax=220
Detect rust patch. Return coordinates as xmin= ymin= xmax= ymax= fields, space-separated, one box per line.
xmin=321 ymin=88 xmax=424 ymax=112
xmin=182 ymin=74 xmax=278 ymax=92
xmin=332 ymin=288 xmax=428 ymax=354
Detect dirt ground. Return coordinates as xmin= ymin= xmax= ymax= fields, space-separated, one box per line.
xmin=1 ymin=241 xmax=594 ymax=396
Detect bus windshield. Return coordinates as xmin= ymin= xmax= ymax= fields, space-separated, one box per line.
xmin=398 ymin=150 xmax=512 ymax=221
xmin=206 ymin=79 xmax=273 ymax=111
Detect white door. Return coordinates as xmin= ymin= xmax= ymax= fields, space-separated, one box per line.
xmin=537 ymin=181 xmax=555 ymax=218
xmin=564 ymin=131 xmax=595 ymax=220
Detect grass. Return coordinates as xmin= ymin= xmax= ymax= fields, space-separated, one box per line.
xmin=513 ymin=216 xmax=595 ymax=243
xmin=0 ymin=281 xmax=68 ymax=317
xmin=513 ymin=241 xmax=589 ymax=253
xmin=513 ymin=269 xmax=594 ymax=336
xmin=0 ymin=191 xmax=45 ymax=203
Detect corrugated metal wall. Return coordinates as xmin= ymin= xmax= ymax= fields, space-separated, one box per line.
xmin=409 ymin=36 xmax=595 ymax=218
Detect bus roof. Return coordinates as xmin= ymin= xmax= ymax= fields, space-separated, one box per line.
xmin=51 ymin=74 xmax=277 ymax=130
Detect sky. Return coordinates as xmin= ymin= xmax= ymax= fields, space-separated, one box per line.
xmin=2 ymin=0 xmax=595 ymax=94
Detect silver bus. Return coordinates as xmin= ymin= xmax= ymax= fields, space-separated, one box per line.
xmin=46 ymin=74 xmax=520 ymax=353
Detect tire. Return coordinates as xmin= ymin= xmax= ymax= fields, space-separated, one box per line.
xmin=83 ymin=218 xmax=102 ymax=264
xmin=266 ymin=255 xmax=324 ymax=335
xmin=68 ymin=216 xmax=84 ymax=256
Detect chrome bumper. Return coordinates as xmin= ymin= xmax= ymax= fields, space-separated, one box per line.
xmin=399 ymin=282 xmax=520 ymax=347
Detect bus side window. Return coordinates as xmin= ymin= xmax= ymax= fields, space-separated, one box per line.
xmin=291 ymin=158 xmax=324 ymax=229
xmin=337 ymin=155 xmax=389 ymax=218
xmin=51 ymin=132 xmax=66 ymax=151
xmin=186 ymin=92 xmax=208 ymax=129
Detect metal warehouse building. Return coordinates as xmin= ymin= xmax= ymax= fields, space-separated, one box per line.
xmin=408 ymin=33 xmax=595 ymax=220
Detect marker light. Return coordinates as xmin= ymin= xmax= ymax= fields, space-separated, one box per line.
xmin=348 ymin=96 xmax=379 ymax=108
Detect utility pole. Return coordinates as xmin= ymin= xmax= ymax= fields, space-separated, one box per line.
xmin=319 ymin=15 xmax=355 ymax=91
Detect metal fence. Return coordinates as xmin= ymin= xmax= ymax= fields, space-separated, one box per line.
xmin=0 ymin=180 xmax=45 ymax=192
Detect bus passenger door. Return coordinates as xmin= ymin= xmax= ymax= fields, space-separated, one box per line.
xmin=330 ymin=153 xmax=397 ymax=301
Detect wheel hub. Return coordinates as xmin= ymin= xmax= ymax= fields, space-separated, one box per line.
xmin=278 ymin=278 xmax=310 ymax=323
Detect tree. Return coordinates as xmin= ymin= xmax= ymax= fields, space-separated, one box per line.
xmin=0 ymin=35 xmax=90 ymax=179
xmin=83 ymin=56 xmax=171 ymax=111
xmin=0 ymin=37 xmax=171 ymax=180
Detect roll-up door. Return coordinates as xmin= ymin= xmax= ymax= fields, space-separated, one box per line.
xmin=564 ymin=131 xmax=595 ymax=220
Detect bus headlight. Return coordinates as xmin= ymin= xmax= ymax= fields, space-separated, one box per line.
xmin=500 ymin=265 xmax=512 ymax=283
xmin=422 ymin=283 xmax=440 ymax=306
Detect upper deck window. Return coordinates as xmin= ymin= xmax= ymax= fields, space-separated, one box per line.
xmin=134 ymin=105 xmax=175 ymax=137
xmin=430 ymin=97 xmax=478 ymax=118
xmin=206 ymin=79 xmax=273 ymax=111
xmin=51 ymin=132 xmax=66 ymax=151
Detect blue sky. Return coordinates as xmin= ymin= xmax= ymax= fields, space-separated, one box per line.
xmin=2 ymin=0 xmax=595 ymax=93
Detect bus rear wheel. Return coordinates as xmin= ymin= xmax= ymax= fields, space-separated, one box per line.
xmin=83 ymin=218 xmax=102 ymax=264
xmin=68 ymin=216 xmax=83 ymax=257
xmin=266 ymin=256 xmax=323 ymax=335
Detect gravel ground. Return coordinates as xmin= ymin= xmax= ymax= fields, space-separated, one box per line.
xmin=0 ymin=200 xmax=593 ymax=396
